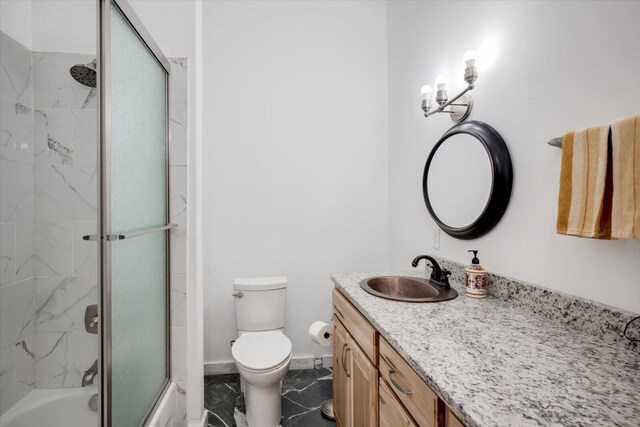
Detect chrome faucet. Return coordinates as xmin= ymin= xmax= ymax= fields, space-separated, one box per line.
xmin=82 ymin=360 xmax=98 ymax=387
xmin=411 ymin=255 xmax=451 ymax=289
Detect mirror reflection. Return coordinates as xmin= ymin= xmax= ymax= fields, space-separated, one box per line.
xmin=426 ymin=134 xmax=492 ymax=228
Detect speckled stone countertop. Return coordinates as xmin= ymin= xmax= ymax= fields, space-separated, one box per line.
xmin=331 ymin=272 xmax=640 ymax=427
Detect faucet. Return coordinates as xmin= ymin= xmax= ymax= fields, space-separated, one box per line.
xmin=411 ymin=255 xmax=451 ymax=289
xmin=82 ymin=360 xmax=98 ymax=387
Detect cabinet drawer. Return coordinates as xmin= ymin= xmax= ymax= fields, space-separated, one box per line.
xmin=332 ymin=288 xmax=376 ymax=362
xmin=379 ymin=379 xmax=418 ymax=427
xmin=379 ymin=337 xmax=438 ymax=427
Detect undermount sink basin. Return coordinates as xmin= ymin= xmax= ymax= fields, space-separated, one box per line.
xmin=360 ymin=276 xmax=457 ymax=303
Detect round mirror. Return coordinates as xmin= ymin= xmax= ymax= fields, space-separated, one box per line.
xmin=423 ymin=121 xmax=512 ymax=239
xmin=427 ymin=134 xmax=493 ymax=228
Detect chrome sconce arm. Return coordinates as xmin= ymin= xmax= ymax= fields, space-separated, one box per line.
xmin=420 ymin=50 xmax=478 ymax=123
xmin=422 ymin=85 xmax=473 ymax=121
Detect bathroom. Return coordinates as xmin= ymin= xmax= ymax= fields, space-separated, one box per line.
xmin=0 ymin=0 xmax=638 ymax=426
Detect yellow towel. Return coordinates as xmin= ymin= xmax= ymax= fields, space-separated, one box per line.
xmin=556 ymin=124 xmax=611 ymax=238
xmin=611 ymin=114 xmax=640 ymax=238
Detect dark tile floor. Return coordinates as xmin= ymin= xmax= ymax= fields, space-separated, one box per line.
xmin=205 ymin=368 xmax=336 ymax=427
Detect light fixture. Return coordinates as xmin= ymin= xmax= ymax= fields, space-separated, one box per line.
xmin=421 ymin=85 xmax=433 ymax=115
xmin=421 ymin=50 xmax=478 ymax=122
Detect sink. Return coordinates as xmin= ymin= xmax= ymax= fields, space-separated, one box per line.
xmin=360 ymin=276 xmax=457 ymax=303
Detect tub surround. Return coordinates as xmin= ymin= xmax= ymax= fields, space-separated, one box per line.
xmin=331 ymin=270 xmax=640 ymax=427
xmin=1 ymin=30 xmax=36 ymax=415
xmin=1 ymin=28 xmax=189 ymax=422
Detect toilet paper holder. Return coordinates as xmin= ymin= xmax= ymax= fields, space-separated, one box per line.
xmin=320 ymin=327 xmax=335 ymax=421
xmin=308 ymin=321 xmax=335 ymax=421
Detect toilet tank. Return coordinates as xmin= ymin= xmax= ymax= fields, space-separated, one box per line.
xmin=234 ymin=276 xmax=287 ymax=332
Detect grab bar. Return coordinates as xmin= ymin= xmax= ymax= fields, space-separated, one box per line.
xmin=83 ymin=223 xmax=177 ymax=241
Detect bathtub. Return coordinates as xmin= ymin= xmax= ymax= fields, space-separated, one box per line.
xmin=0 ymin=387 xmax=98 ymax=427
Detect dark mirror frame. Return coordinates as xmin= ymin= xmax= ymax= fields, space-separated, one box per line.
xmin=422 ymin=120 xmax=513 ymax=240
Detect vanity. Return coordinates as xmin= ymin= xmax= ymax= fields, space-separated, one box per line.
xmin=330 ymin=270 xmax=640 ymax=427
xmin=332 ymin=287 xmax=463 ymax=427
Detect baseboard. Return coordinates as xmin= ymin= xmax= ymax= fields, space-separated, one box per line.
xmin=204 ymin=361 xmax=236 ymax=375
xmin=188 ymin=410 xmax=208 ymax=427
xmin=289 ymin=355 xmax=333 ymax=370
xmin=204 ymin=355 xmax=333 ymax=375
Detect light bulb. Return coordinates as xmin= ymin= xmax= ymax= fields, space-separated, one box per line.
xmin=421 ymin=85 xmax=432 ymax=100
xmin=435 ymin=75 xmax=448 ymax=90
xmin=463 ymin=50 xmax=478 ymax=67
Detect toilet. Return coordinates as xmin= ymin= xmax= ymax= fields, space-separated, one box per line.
xmin=231 ymin=276 xmax=292 ymax=427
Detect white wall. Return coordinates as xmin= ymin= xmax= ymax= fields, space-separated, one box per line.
xmin=202 ymin=0 xmax=389 ymax=365
xmin=31 ymin=0 xmax=95 ymax=54
xmin=388 ymin=1 xmax=640 ymax=312
xmin=23 ymin=0 xmax=194 ymax=56
xmin=128 ymin=0 xmax=195 ymax=60
xmin=0 ymin=0 xmax=32 ymax=49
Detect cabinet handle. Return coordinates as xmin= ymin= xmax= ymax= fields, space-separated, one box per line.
xmin=344 ymin=346 xmax=351 ymax=378
xmin=341 ymin=343 xmax=348 ymax=369
xmin=381 ymin=354 xmax=412 ymax=395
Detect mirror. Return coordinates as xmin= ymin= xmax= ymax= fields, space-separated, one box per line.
xmin=427 ymin=134 xmax=493 ymax=228
xmin=423 ymin=121 xmax=512 ymax=239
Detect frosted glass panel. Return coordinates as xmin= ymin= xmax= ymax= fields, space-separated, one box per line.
xmin=110 ymin=4 xmax=167 ymax=234
xmin=109 ymin=3 xmax=169 ymax=426
xmin=111 ymin=233 xmax=167 ymax=426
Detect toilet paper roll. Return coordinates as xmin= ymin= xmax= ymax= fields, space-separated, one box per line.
xmin=308 ymin=321 xmax=332 ymax=347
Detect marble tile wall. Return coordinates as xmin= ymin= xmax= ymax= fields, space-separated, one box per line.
xmin=0 ymin=31 xmax=36 ymax=415
xmin=168 ymin=57 xmax=188 ymax=427
xmin=30 ymin=50 xmax=99 ymax=390
xmin=1 ymin=31 xmax=100 ymax=413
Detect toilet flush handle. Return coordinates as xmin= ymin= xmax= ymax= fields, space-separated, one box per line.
xmin=232 ymin=291 xmax=244 ymax=298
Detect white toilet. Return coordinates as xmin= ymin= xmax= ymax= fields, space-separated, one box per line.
xmin=231 ymin=276 xmax=292 ymax=427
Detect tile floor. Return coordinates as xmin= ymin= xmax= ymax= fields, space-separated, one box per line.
xmin=205 ymin=368 xmax=336 ymax=427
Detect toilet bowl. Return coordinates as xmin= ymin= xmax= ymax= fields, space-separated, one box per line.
xmin=231 ymin=277 xmax=291 ymax=427
xmin=232 ymin=331 xmax=292 ymax=427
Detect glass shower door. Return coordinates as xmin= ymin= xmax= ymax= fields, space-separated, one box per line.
xmin=99 ymin=1 xmax=172 ymax=425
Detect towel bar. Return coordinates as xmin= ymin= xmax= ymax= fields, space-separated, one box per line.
xmin=547 ymin=137 xmax=563 ymax=148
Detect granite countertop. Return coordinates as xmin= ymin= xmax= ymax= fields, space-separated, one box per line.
xmin=331 ymin=272 xmax=640 ymax=427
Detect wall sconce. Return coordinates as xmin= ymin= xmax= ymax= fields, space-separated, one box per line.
xmin=421 ymin=50 xmax=478 ymax=122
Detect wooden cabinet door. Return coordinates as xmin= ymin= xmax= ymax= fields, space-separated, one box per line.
xmin=349 ymin=336 xmax=378 ymax=427
xmin=379 ymin=379 xmax=417 ymax=427
xmin=445 ymin=406 xmax=465 ymax=427
xmin=333 ymin=316 xmax=351 ymax=427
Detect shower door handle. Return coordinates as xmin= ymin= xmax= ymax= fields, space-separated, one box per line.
xmin=106 ymin=223 xmax=177 ymax=241
xmin=83 ymin=224 xmax=177 ymax=242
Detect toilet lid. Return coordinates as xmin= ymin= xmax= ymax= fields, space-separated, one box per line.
xmin=232 ymin=331 xmax=292 ymax=371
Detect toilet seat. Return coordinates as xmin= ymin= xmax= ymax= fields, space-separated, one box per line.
xmin=232 ymin=331 xmax=292 ymax=371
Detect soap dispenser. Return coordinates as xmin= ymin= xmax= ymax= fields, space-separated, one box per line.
xmin=464 ymin=250 xmax=487 ymax=298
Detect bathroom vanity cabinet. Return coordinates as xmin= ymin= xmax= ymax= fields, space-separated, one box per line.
xmin=332 ymin=288 xmax=465 ymax=427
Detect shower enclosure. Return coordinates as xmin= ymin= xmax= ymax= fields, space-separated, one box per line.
xmin=1 ymin=0 xmax=177 ymax=425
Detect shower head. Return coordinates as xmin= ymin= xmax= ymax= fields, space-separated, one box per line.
xmin=70 ymin=59 xmax=96 ymax=88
